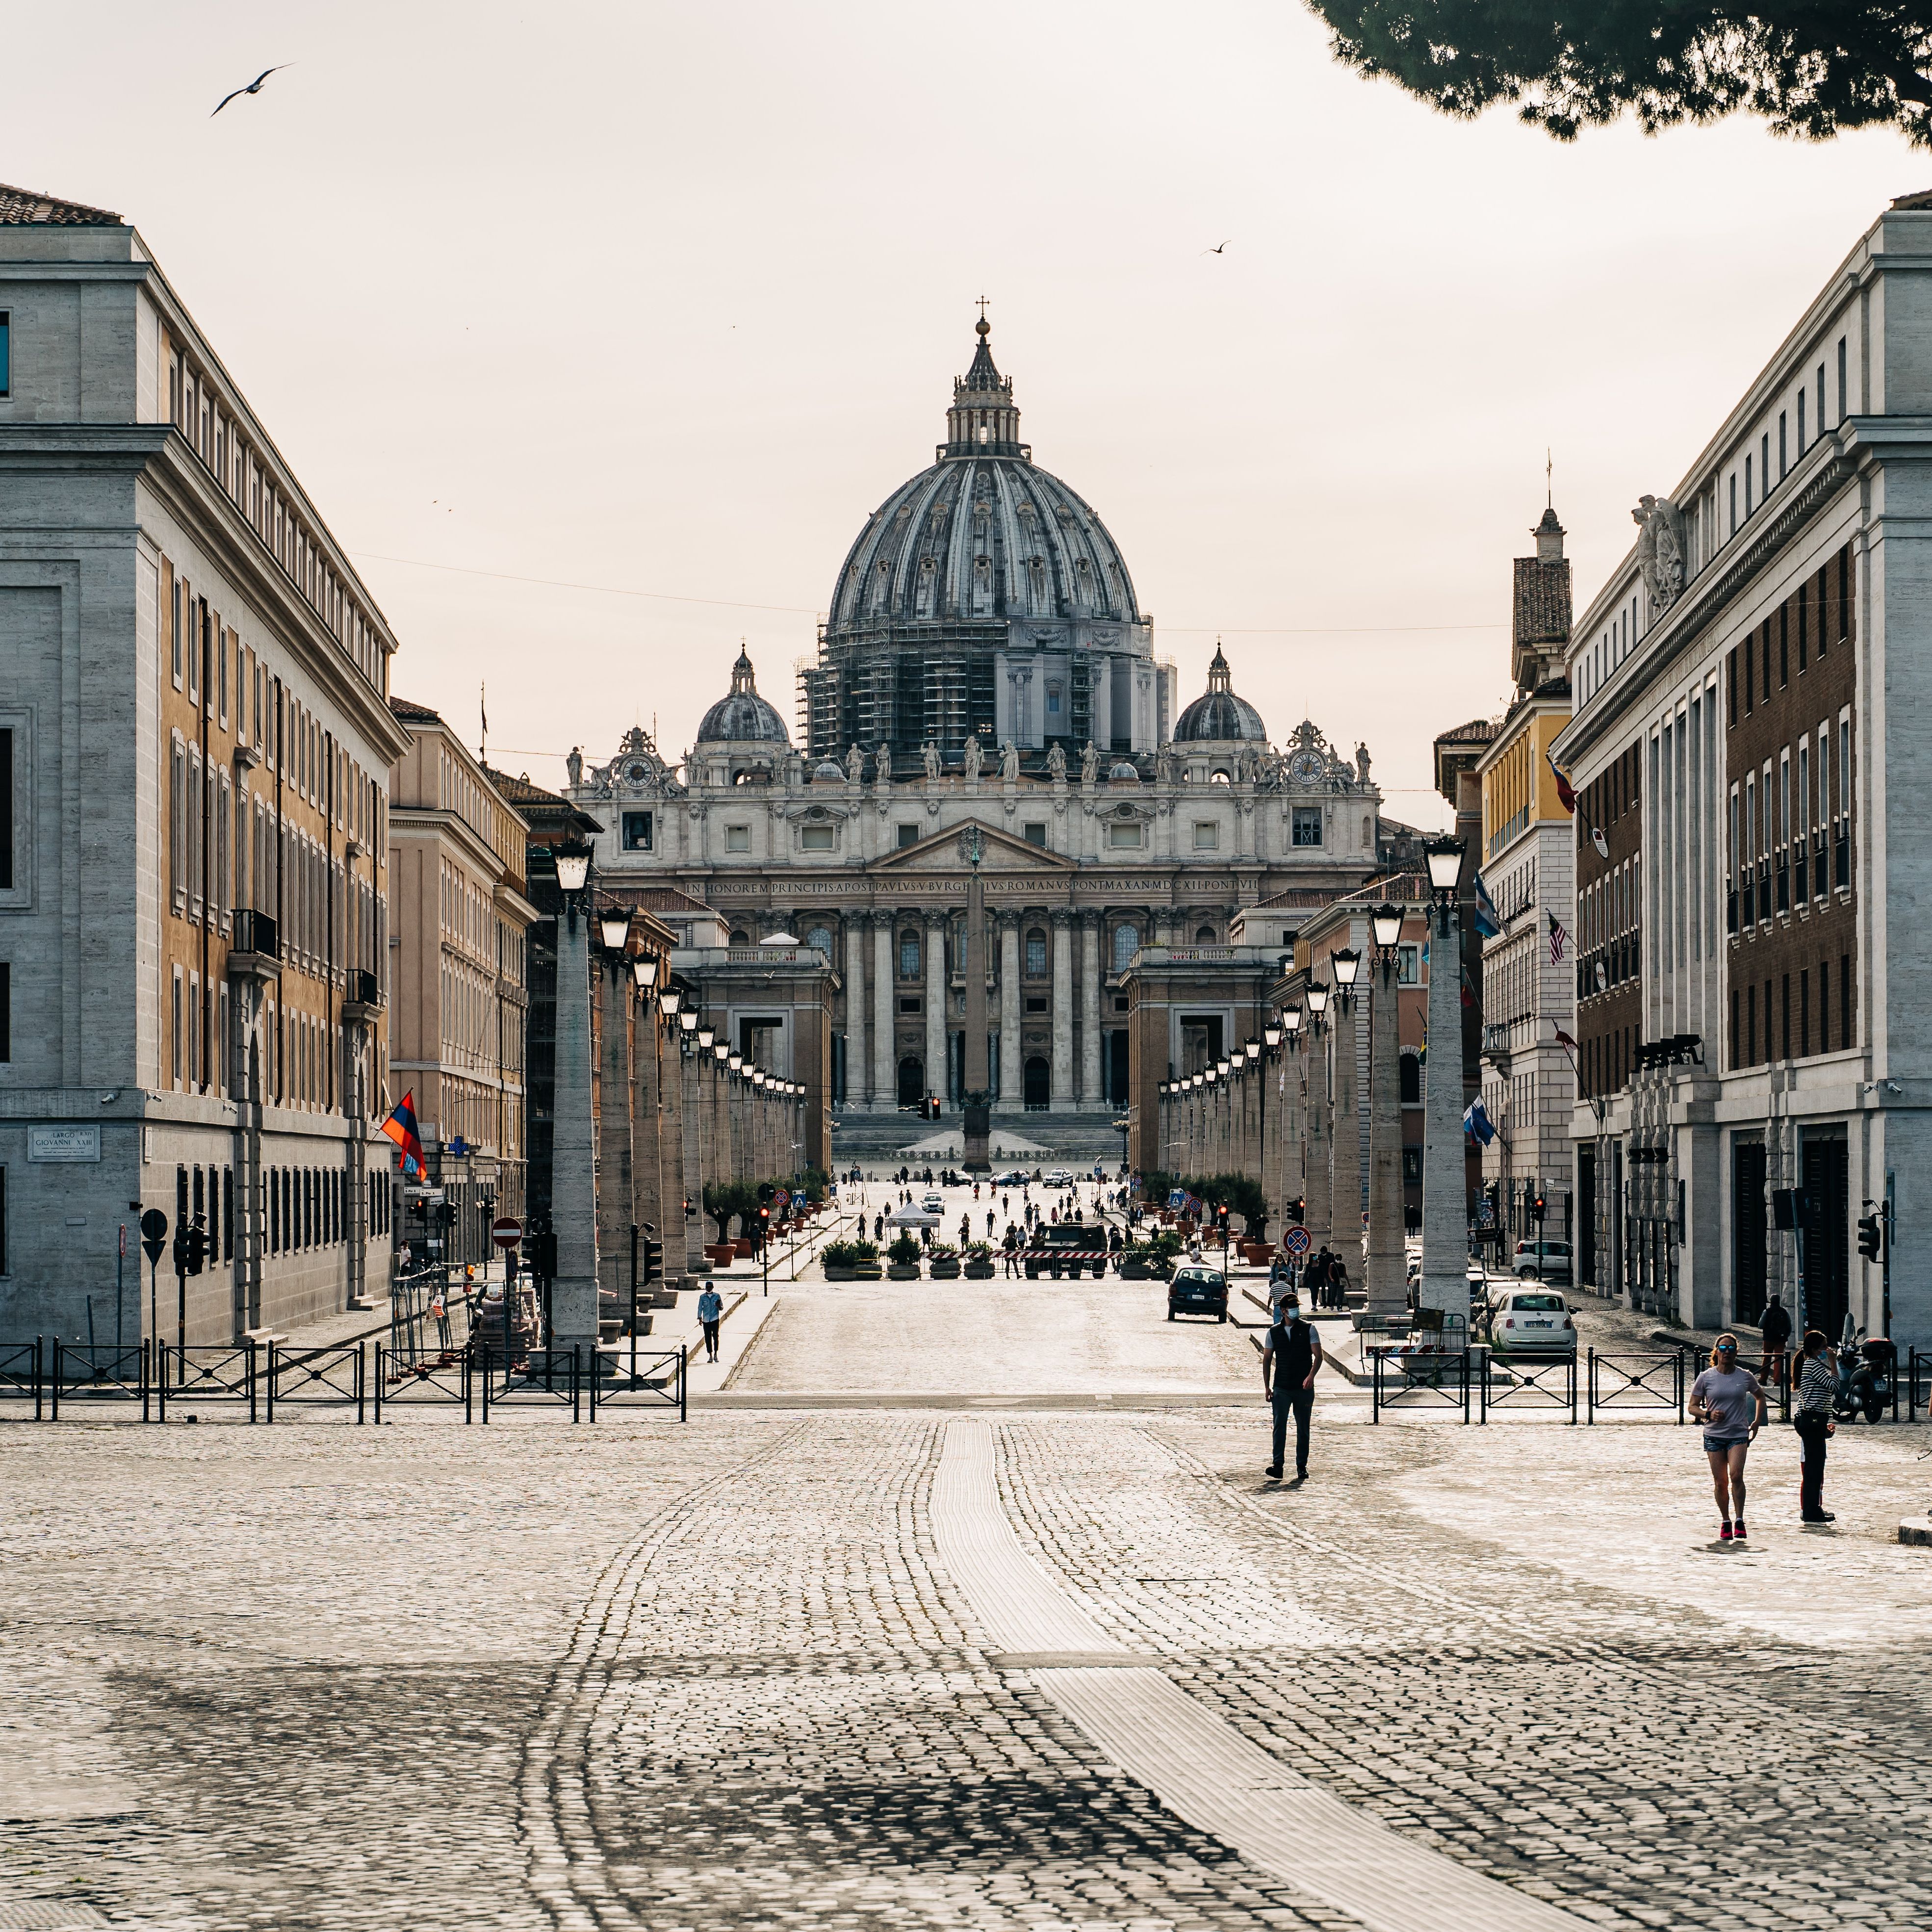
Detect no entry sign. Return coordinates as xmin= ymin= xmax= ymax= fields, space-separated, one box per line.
xmin=492 ymin=1216 xmax=523 ymax=1251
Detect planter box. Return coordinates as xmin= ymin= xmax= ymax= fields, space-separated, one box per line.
xmin=852 ymin=1263 xmax=884 ymax=1280
xmin=704 ymin=1243 xmax=736 ymax=1267
xmin=886 ymin=1263 xmax=922 ymax=1281
xmin=732 ymin=1238 xmax=757 ymax=1260
xmin=929 ymin=1260 xmax=961 ymax=1279
xmin=963 ymin=1262 xmax=996 ymax=1279
xmin=824 ymin=1265 xmax=856 ymax=1281
xmin=1120 ymin=1261 xmax=1150 ymax=1280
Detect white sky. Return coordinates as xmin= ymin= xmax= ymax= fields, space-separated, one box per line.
xmin=9 ymin=0 xmax=1922 ymax=827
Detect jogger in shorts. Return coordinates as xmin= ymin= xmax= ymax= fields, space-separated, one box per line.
xmin=1689 ymin=1333 xmax=1766 ymax=1542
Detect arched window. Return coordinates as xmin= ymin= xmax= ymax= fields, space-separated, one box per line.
xmin=1399 ymin=1052 xmax=1422 ymax=1106
xmin=1112 ymin=924 xmax=1137 ymax=974
xmin=1026 ymin=927 xmax=1048 ymax=975
xmin=1195 ymin=925 xmax=1216 ymax=945
xmin=728 ymin=928 xmax=750 ymax=949
xmin=806 ymin=926 xmax=833 ymax=958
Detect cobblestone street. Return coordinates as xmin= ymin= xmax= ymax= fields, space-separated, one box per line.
xmin=6 ymin=1253 xmax=1932 ymax=1931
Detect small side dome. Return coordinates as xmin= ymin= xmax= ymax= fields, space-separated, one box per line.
xmin=813 ymin=758 xmax=846 ymax=783
xmin=1109 ymin=759 xmax=1140 ymax=783
xmin=1172 ymin=642 xmax=1267 ymax=744
xmin=697 ymin=646 xmax=791 ymax=746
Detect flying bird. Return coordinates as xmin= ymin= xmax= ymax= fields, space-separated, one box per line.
xmin=211 ymin=66 xmax=290 ymax=116
xmin=1203 ymin=240 xmax=1231 ymax=255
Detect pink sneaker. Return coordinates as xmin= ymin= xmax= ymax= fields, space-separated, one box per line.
xmin=1734 ymin=1519 xmax=1748 ymax=1540
xmin=1719 ymin=1522 xmax=1733 ymax=1542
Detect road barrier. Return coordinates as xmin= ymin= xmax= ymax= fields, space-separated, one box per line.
xmin=50 ymin=1341 xmax=150 ymax=1421
xmin=1586 ymin=1350 xmax=1684 ymax=1423
xmin=267 ymin=1345 xmax=366 ymax=1424
xmin=1478 ymin=1347 xmax=1576 ymax=1423
xmin=373 ymin=1343 xmax=472 ymax=1423
xmin=157 ymin=1342 xmax=258 ymax=1423
xmin=1369 ymin=1347 xmax=1471 ymax=1423
xmin=479 ymin=1346 xmax=580 ymax=1423
xmin=590 ymin=1345 xmax=687 ymax=1422
xmin=0 ymin=1339 xmax=43 ymax=1419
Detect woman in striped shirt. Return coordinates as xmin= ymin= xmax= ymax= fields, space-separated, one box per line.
xmin=1793 ymin=1328 xmax=1837 ymax=1524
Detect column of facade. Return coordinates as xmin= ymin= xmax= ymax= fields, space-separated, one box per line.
xmin=925 ymin=912 xmax=948 ymax=1108
xmin=872 ymin=909 xmax=895 ymax=1112
xmin=550 ymin=910 xmax=601 ymax=1353
xmin=1080 ymin=913 xmax=1103 ymax=1107
xmin=596 ymin=969 xmax=634 ymax=1307
xmin=1365 ymin=964 xmax=1406 ymax=1315
xmin=677 ymin=1038 xmax=705 ymax=1277
xmin=844 ymin=917 xmax=868 ymax=1109
xmin=1303 ymin=1036 xmax=1333 ymax=1254
xmin=998 ymin=914 xmax=1022 ymax=1110
xmin=632 ymin=1009 xmax=664 ymax=1285
xmin=1330 ymin=1002 xmax=1363 ymax=1278
xmin=1050 ymin=909 xmax=1074 ymax=1111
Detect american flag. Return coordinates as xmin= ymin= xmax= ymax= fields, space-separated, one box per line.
xmin=1548 ymin=911 xmax=1569 ymax=966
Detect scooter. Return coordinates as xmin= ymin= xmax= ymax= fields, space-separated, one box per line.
xmin=1832 ymin=1317 xmax=1896 ymax=1423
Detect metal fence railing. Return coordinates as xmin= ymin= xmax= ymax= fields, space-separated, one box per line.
xmin=50 ymin=1342 xmax=150 ymax=1421
xmin=0 ymin=1338 xmax=44 ymax=1420
xmin=479 ymin=1346 xmax=580 ymax=1423
xmin=373 ymin=1343 xmax=472 ymax=1423
xmin=590 ymin=1345 xmax=687 ymax=1422
xmin=1369 ymin=1347 xmax=1471 ymax=1423
xmin=1478 ymin=1347 xmax=1577 ymax=1423
xmin=157 ymin=1342 xmax=259 ymax=1423
xmin=1586 ymin=1350 xmax=1684 ymax=1423
xmin=267 ymin=1345 xmax=367 ymax=1424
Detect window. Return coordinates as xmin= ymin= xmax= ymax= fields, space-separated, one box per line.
xmin=1729 ymin=472 xmax=1737 ymax=536
xmin=1026 ymin=927 xmax=1047 ymax=975
xmin=1195 ymin=926 xmax=1216 ymax=944
xmin=1745 ymin=452 xmax=1752 ymax=513
xmin=897 ymin=823 xmax=919 ymax=849
xmin=1398 ymin=944 xmax=1419 ymax=985
xmin=1292 ymin=806 xmax=1323 ymax=846
xmin=1023 ymin=822 xmax=1047 ymax=847
xmin=0 ymin=961 xmax=8 ymax=1062
xmin=1778 ymin=412 xmax=1787 ymax=480
xmin=800 ymin=824 xmax=835 ymax=850
xmin=1108 ymin=819 xmax=1142 ymax=848
xmin=621 ymin=811 xmax=652 ymax=851
xmin=725 ymin=824 xmax=750 ymax=853
xmin=1798 ymin=387 xmax=1806 ymax=452
xmin=171 ymin=575 xmax=183 ymax=688
xmin=1837 ymin=336 xmax=1848 ymax=421
xmin=1399 ymin=1054 xmax=1421 ymax=1105
xmin=1192 ymin=821 xmax=1218 ymax=850
xmin=0 ymin=309 xmax=9 ymax=396
xmin=899 ymin=996 xmax=922 ymax=1015
xmin=806 ymin=926 xmax=833 ymax=957
xmin=0 ymin=726 xmax=10 ymax=895
xmin=900 ymin=932 xmax=921 ymax=978
xmin=1026 ymin=995 xmax=1048 ymax=1013
xmin=1112 ymin=924 xmax=1137 ymax=973
xmin=1046 ymin=684 xmax=1062 ymax=717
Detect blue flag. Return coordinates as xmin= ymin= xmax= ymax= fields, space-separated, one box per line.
xmin=1463 ymin=1098 xmax=1496 ymax=1146
xmin=1470 ymin=873 xmax=1502 ymax=940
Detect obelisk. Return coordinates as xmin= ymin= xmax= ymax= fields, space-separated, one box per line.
xmin=961 ymin=828 xmax=992 ymax=1174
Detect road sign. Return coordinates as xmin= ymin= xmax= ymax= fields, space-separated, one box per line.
xmin=773 ymin=1188 xmax=790 ymax=1211
xmin=1476 ymin=1201 xmax=1495 ymax=1228
xmin=492 ymin=1216 xmax=523 ymax=1251
xmin=139 ymin=1208 xmax=168 ymax=1266
xmin=1284 ymin=1225 xmax=1311 ymax=1257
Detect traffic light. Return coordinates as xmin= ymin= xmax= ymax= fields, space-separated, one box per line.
xmin=1858 ymin=1212 xmax=1883 ymax=1263
xmin=757 ymin=1205 xmax=771 ymax=1250
xmin=180 ymin=1215 xmax=206 ymax=1276
xmin=1532 ymin=1193 xmax=1546 ymax=1222
xmin=1289 ymin=1196 xmax=1305 ymax=1225
xmin=641 ymin=1238 xmax=664 ymax=1287
xmin=437 ymin=1200 xmax=457 ymax=1229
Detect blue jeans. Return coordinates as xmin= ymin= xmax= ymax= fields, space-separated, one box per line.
xmin=1271 ymin=1386 xmax=1314 ymax=1473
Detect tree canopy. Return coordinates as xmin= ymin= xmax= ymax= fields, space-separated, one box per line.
xmin=1307 ymin=4 xmax=1932 ymax=147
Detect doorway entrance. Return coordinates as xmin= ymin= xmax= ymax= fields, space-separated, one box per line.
xmin=1024 ymin=1056 xmax=1050 ymax=1110
xmin=1802 ymin=1132 xmax=1849 ymax=1337
xmin=897 ymin=1056 xmax=925 ymax=1108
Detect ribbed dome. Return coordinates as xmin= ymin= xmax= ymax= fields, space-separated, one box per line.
xmin=1173 ymin=644 xmax=1267 ymax=743
xmin=697 ymin=648 xmax=790 ymax=745
xmin=825 ymin=322 xmax=1141 ymax=636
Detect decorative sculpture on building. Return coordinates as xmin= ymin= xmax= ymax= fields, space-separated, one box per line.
xmin=1081 ymin=740 xmax=1099 ymax=785
xmin=846 ymin=743 xmax=865 ymax=786
xmin=924 ymin=740 xmax=942 ymax=779
xmin=578 ymin=725 xmax=684 ymax=799
xmin=567 ymin=746 xmax=584 ymax=790
xmin=1355 ymin=742 xmax=1372 ymax=787
xmin=1046 ymin=741 xmax=1067 ymax=780
xmin=963 ymin=735 xmax=982 ymax=781
xmin=1155 ymin=744 xmax=1176 ymax=784
xmin=1000 ymin=740 xmax=1020 ymax=781
xmin=1632 ymin=494 xmax=1688 ymax=612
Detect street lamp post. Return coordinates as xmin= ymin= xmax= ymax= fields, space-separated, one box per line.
xmin=1365 ymin=902 xmax=1407 ymax=1319
xmin=1330 ymin=943 xmax=1364 ymax=1287
xmin=547 ymin=838 xmax=600 ymax=1361
xmin=1302 ymin=980 xmax=1332 ymax=1254
xmin=1419 ymin=836 xmax=1471 ymax=1347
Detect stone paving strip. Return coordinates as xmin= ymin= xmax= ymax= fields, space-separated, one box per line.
xmin=932 ymin=1418 xmax=1593 ymax=1932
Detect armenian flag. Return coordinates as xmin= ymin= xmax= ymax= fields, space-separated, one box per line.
xmin=379 ymin=1090 xmax=425 ymax=1180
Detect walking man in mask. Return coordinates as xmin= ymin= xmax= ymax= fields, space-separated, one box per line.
xmin=1263 ymin=1291 xmax=1323 ymax=1482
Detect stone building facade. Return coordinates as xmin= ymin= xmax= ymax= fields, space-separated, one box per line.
xmin=387 ymin=698 xmax=536 ymax=1267
xmin=0 ymin=182 xmax=410 ymax=1343
xmin=1554 ymin=191 xmax=1932 ymax=1346
xmin=568 ymin=323 xmax=1405 ymax=1159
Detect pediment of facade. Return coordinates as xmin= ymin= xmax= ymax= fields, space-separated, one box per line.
xmin=870 ymin=818 xmax=1076 ymax=876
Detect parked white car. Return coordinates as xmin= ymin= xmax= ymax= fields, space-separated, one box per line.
xmin=1512 ymin=1239 xmax=1573 ymax=1284
xmin=1486 ymin=1289 xmax=1577 ymax=1356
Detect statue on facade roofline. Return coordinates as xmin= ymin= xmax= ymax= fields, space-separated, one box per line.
xmin=1081 ymin=740 xmax=1099 ymax=785
xmin=963 ymin=735 xmax=983 ymax=781
xmin=1155 ymin=744 xmax=1176 ymax=784
xmin=924 ymin=740 xmax=942 ymax=779
xmin=1355 ymin=742 xmax=1372 ymax=787
xmin=847 ymin=743 xmax=865 ymax=786
xmin=566 ymin=746 xmax=583 ymax=790
xmin=1632 ymin=494 xmax=1687 ymax=613
xmin=1000 ymin=740 xmax=1020 ymax=781
xmin=1046 ymin=741 xmax=1067 ymax=780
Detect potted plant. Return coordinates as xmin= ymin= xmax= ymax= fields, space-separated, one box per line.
xmin=886 ymin=1232 xmax=924 ymax=1280
xmin=1146 ymin=1231 xmax=1183 ymax=1281
xmin=927 ymin=1242 xmax=962 ymax=1280
xmin=821 ymin=1238 xmax=881 ymax=1282
xmin=963 ymin=1240 xmax=996 ymax=1280
xmin=1119 ymin=1244 xmax=1153 ymax=1280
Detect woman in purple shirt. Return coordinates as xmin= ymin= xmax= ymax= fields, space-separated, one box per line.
xmin=1689 ymin=1334 xmax=1766 ymax=1542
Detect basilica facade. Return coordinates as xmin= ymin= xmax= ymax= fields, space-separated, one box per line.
xmin=570 ymin=323 xmax=1408 ymax=1125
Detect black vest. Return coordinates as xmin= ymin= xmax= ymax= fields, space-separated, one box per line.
xmin=1271 ymin=1319 xmax=1314 ymax=1388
